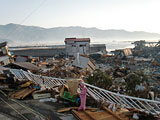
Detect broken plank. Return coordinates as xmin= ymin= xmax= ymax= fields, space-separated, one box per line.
xmin=102 ymin=106 xmax=124 ymax=120
xmin=20 ymin=81 xmax=32 ymax=88
xmin=72 ymin=110 xmax=92 ymax=120
xmin=85 ymin=110 xmax=118 ymax=120
xmin=58 ymin=107 xmax=78 ymax=113
xmin=83 ymin=111 xmax=96 ymax=120
xmin=72 ymin=109 xmax=119 ymax=120
xmin=10 ymin=88 xmax=36 ymax=99
xmin=58 ymin=107 xmax=99 ymax=113
xmin=21 ymin=88 xmax=36 ymax=99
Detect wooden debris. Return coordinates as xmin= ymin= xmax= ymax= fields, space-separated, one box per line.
xmin=0 ymin=76 xmax=6 ymax=80
xmin=10 ymin=88 xmax=36 ymax=99
xmin=102 ymin=106 xmax=124 ymax=120
xmin=58 ymin=107 xmax=99 ymax=113
xmin=72 ymin=107 xmax=129 ymax=120
xmin=83 ymin=111 xmax=96 ymax=120
xmin=59 ymin=84 xmax=68 ymax=97
xmin=72 ymin=109 xmax=115 ymax=120
xmin=20 ymin=81 xmax=32 ymax=88
xmin=32 ymin=93 xmax=51 ymax=99
xmin=58 ymin=107 xmax=78 ymax=113
xmin=66 ymin=79 xmax=81 ymax=96
xmin=72 ymin=110 xmax=92 ymax=120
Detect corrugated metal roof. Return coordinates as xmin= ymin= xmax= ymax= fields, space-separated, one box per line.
xmin=12 ymin=62 xmax=40 ymax=71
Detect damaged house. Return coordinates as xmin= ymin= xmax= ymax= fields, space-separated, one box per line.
xmin=72 ymin=54 xmax=96 ymax=72
xmin=65 ymin=38 xmax=90 ymax=57
xmin=112 ymin=48 xmax=132 ymax=58
xmin=0 ymin=42 xmax=12 ymax=65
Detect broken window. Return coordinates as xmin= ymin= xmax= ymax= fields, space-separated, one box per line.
xmin=79 ymin=45 xmax=86 ymax=47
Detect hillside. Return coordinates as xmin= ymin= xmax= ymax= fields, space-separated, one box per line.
xmin=0 ymin=23 xmax=160 ymax=46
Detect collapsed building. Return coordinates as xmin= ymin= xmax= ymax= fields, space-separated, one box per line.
xmin=3 ymin=68 xmax=160 ymax=120
xmin=72 ymin=54 xmax=96 ymax=73
xmin=132 ymin=40 xmax=160 ymax=57
xmin=65 ymin=38 xmax=90 ymax=57
xmin=1 ymin=39 xmax=160 ymax=119
xmin=0 ymin=42 xmax=13 ymax=65
xmin=112 ymin=48 xmax=132 ymax=58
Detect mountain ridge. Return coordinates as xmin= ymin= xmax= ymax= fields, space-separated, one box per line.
xmin=0 ymin=23 xmax=160 ymax=46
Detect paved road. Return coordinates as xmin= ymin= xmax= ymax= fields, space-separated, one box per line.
xmin=0 ymin=94 xmax=62 ymax=120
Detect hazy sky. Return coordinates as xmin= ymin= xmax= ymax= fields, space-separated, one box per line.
xmin=1 ymin=0 xmax=160 ymax=33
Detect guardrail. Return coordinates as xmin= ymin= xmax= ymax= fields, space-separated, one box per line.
xmin=9 ymin=69 xmax=160 ymax=116
xmin=10 ymin=69 xmax=66 ymax=89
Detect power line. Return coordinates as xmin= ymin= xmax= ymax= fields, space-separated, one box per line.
xmin=19 ymin=0 xmax=46 ymax=25
xmin=5 ymin=0 xmax=47 ymax=39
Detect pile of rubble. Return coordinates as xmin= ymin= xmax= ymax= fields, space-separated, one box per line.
xmin=0 ymin=41 xmax=160 ymax=119
xmin=0 ymin=69 xmax=159 ymax=120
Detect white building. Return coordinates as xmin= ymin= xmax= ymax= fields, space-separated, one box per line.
xmin=65 ymin=38 xmax=90 ymax=56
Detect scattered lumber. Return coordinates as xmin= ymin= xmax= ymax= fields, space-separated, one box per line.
xmin=10 ymin=88 xmax=36 ymax=99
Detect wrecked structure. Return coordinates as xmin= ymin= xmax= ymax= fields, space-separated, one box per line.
xmin=1 ymin=39 xmax=160 ymax=119
xmin=112 ymin=48 xmax=132 ymax=58
xmin=0 ymin=42 xmax=13 ymax=65
xmin=4 ymin=69 xmax=160 ymax=119
xmin=5 ymin=62 xmax=40 ymax=72
xmin=72 ymin=54 xmax=96 ymax=72
xmin=65 ymin=38 xmax=90 ymax=57
xmin=132 ymin=40 xmax=160 ymax=57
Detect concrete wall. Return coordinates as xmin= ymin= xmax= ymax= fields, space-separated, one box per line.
xmin=12 ymin=48 xmax=65 ymax=57
xmin=11 ymin=44 xmax=106 ymax=57
xmin=89 ymin=44 xmax=106 ymax=54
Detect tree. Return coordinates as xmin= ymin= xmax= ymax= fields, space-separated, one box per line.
xmin=125 ymin=73 xmax=141 ymax=95
xmin=86 ymin=69 xmax=113 ymax=89
xmin=125 ymin=71 xmax=148 ymax=96
xmin=136 ymin=70 xmax=148 ymax=82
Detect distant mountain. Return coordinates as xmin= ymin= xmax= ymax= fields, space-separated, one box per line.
xmin=0 ymin=23 xmax=160 ymax=46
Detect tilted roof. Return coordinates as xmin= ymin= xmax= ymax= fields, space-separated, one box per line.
xmin=0 ymin=42 xmax=7 ymax=48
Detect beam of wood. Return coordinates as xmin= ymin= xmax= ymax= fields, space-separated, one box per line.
xmin=72 ymin=110 xmax=91 ymax=120
xmin=102 ymin=106 xmax=124 ymax=120
xmin=58 ymin=107 xmax=99 ymax=113
xmin=57 ymin=107 xmax=78 ymax=113
xmin=83 ymin=111 xmax=96 ymax=120
xmin=21 ymin=88 xmax=36 ymax=99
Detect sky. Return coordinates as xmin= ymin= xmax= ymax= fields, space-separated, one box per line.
xmin=0 ymin=0 xmax=160 ymax=33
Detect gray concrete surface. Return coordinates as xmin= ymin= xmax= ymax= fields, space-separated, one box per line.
xmin=0 ymin=94 xmax=75 ymax=120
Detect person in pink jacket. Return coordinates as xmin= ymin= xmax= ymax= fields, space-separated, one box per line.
xmin=78 ymin=81 xmax=87 ymax=111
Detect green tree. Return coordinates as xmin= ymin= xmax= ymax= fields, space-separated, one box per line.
xmin=125 ymin=73 xmax=141 ymax=95
xmin=136 ymin=70 xmax=148 ymax=82
xmin=86 ymin=69 xmax=113 ymax=89
xmin=126 ymin=72 xmax=148 ymax=94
